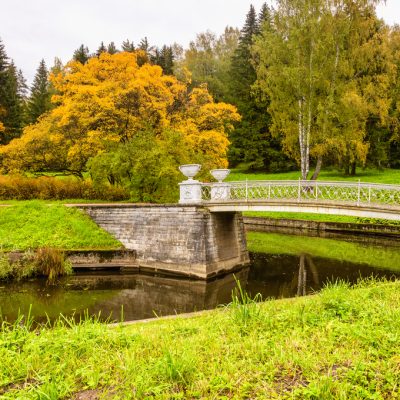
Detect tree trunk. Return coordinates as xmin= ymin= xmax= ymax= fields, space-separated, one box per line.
xmin=310 ymin=156 xmax=323 ymax=180
xmin=350 ymin=162 xmax=356 ymax=176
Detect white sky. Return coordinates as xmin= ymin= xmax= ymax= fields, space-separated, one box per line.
xmin=0 ymin=0 xmax=399 ymax=84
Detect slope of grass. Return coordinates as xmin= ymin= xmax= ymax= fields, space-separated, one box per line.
xmin=0 ymin=201 xmax=121 ymax=251
xmin=1 ymin=279 xmax=400 ymax=398
xmin=247 ymin=231 xmax=400 ymax=271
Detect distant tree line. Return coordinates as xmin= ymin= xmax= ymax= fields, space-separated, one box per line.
xmin=1 ymin=0 xmax=400 ymax=180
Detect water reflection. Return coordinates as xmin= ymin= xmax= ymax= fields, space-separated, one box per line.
xmin=1 ymin=247 xmax=400 ymax=324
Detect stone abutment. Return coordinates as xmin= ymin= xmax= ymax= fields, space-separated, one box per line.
xmin=78 ymin=204 xmax=249 ymax=279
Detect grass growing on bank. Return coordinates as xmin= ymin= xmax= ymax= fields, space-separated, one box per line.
xmin=1 ymin=279 xmax=400 ymax=399
xmin=0 ymin=201 xmax=122 ymax=251
xmin=247 ymin=231 xmax=400 ymax=271
xmin=228 ymin=167 xmax=400 ymax=184
xmin=244 ymin=211 xmax=400 ymax=226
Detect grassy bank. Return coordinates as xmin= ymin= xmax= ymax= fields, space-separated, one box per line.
xmin=0 ymin=201 xmax=121 ymax=251
xmin=244 ymin=211 xmax=400 ymax=226
xmin=247 ymin=231 xmax=400 ymax=272
xmin=1 ymin=279 xmax=399 ymax=399
xmin=227 ymin=167 xmax=400 ymax=184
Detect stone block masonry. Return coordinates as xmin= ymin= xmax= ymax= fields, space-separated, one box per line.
xmin=76 ymin=204 xmax=249 ymax=279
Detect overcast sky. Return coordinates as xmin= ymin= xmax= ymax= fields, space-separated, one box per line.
xmin=1 ymin=0 xmax=399 ymax=84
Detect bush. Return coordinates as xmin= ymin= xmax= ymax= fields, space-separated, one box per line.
xmin=0 ymin=175 xmax=128 ymax=201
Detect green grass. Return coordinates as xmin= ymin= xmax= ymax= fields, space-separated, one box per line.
xmin=1 ymin=279 xmax=400 ymax=398
xmin=247 ymin=231 xmax=400 ymax=271
xmin=0 ymin=201 xmax=122 ymax=251
xmin=244 ymin=211 xmax=400 ymax=226
xmin=228 ymin=167 xmax=400 ymax=184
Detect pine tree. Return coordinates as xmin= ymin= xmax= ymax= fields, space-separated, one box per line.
xmin=227 ymin=5 xmax=287 ymax=171
xmin=107 ymin=42 xmax=118 ymax=54
xmin=151 ymin=45 xmax=174 ymax=74
xmin=26 ymin=59 xmax=52 ymax=124
xmin=0 ymin=40 xmax=24 ymax=144
xmin=1 ymin=62 xmax=23 ymax=143
xmin=96 ymin=42 xmax=107 ymax=57
xmin=0 ymin=38 xmax=10 ymax=132
xmin=122 ymin=39 xmax=135 ymax=52
xmin=73 ymin=44 xmax=90 ymax=64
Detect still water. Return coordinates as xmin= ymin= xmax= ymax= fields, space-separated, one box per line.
xmin=1 ymin=232 xmax=400 ymax=323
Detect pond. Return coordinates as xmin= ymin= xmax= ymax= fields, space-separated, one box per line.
xmin=1 ymin=231 xmax=400 ymax=324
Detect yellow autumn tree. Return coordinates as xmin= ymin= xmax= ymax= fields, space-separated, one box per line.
xmin=0 ymin=52 xmax=240 ymax=181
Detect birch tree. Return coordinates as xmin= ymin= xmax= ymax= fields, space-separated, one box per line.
xmin=254 ymin=0 xmax=389 ymax=179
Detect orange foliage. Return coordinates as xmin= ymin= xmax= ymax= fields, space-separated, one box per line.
xmin=0 ymin=52 xmax=240 ymax=175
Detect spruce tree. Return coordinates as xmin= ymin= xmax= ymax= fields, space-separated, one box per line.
xmin=73 ymin=44 xmax=90 ymax=64
xmin=0 ymin=40 xmax=24 ymax=143
xmin=1 ymin=62 xmax=23 ymax=143
xmin=122 ymin=39 xmax=135 ymax=52
xmin=27 ymin=59 xmax=52 ymax=124
xmin=107 ymin=42 xmax=118 ymax=54
xmin=227 ymin=5 xmax=288 ymax=171
xmin=96 ymin=42 xmax=107 ymax=57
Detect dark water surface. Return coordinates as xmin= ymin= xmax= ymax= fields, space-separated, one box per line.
xmin=1 ymin=232 xmax=400 ymax=324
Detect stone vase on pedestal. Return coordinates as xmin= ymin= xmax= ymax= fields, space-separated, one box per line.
xmin=178 ymin=164 xmax=202 ymax=204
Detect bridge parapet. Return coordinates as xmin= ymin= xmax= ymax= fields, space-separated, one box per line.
xmin=200 ymin=180 xmax=400 ymax=208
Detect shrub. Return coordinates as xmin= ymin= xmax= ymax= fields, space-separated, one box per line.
xmin=0 ymin=175 xmax=128 ymax=201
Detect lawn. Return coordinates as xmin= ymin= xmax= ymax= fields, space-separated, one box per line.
xmin=227 ymin=167 xmax=400 ymax=184
xmin=1 ymin=279 xmax=400 ymax=399
xmin=0 ymin=201 xmax=121 ymax=251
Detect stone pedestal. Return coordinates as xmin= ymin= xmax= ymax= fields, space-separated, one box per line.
xmin=179 ymin=180 xmax=202 ymax=204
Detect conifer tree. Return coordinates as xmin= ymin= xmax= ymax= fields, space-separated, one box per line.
xmin=0 ymin=38 xmax=10 ymax=134
xmin=26 ymin=59 xmax=52 ymax=124
xmin=73 ymin=44 xmax=90 ymax=64
xmin=122 ymin=39 xmax=135 ymax=52
xmin=0 ymin=40 xmax=24 ymax=143
xmin=227 ymin=4 xmax=286 ymax=171
xmin=1 ymin=62 xmax=24 ymax=143
xmin=107 ymin=42 xmax=118 ymax=54
xmin=96 ymin=42 xmax=107 ymax=57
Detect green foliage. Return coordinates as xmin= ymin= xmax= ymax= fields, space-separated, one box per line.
xmin=0 ymin=59 xmax=24 ymax=144
xmin=26 ymin=59 xmax=52 ymax=124
xmin=73 ymin=44 xmax=90 ymax=64
xmin=178 ymin=27 xmax=240 ymax=101
xmin=88 ymin=129 xmax=198 ymax=203
xmin=0 ymin=175 xmax=128 ymax=201
xmin=0 ymin=201 xmax=122 ymax=251
xmin=227 ymin=4 xmax=291 ymax=172
xmin=1 ymin=280 xmax=400 ymax=398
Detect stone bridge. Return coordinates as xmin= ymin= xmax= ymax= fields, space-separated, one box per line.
xmin=80 ymin=166 xmax=400 ymax=279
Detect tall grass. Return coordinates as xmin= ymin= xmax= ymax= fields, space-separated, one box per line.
xmin=0 ymin=247 xmax=72 ymax=283
xmin=229 ymin=278 xmax=263 ymax=335
xmin=1 ymin=279 xmax=400 ymax=398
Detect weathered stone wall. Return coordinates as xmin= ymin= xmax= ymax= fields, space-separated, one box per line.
xmin=79 ymin=204 xmax=249 ymax=278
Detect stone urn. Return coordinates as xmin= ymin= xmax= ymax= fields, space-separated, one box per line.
xmin=210 ymin=169 xmax=230 ymax=182
xmin=179 ymin=164 xmax=201 ymax=181
xmin=210 ymin=169 xmax=231 ymax=201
